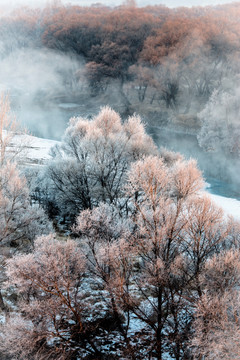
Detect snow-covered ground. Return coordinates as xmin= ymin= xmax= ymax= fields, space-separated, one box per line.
xmin=209 ymin=193 xmax=240 ymax=221
xmin=19 ymin=133 xmax=58 ymax=163
xmin=204 ymin=182 xmax=240 ymax=220
xmin=9 ymin=132 xmax=59 ymax=165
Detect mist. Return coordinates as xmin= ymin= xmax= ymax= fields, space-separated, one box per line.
xmin=0 ymin=0 xmax=237 ymax=8
xmin=0 ymin=47 xmax=85 ymax=138
xmin=0 ymin=0 xmax=239 ymax=191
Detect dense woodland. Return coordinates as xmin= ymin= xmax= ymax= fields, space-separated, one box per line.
xmin=0 ymin=98 xmax=240 ymax=359
xmin=0 ymin=1 xmax=240 ymax=360
xmin=0 ymin=1 xmax=240 ymax=158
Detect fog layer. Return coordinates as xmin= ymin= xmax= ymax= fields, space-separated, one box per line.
xmin=0 ymin=1 xmax=240 ymax=188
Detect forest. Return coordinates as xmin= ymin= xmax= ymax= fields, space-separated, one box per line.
xmin=0 ymin=1 xmax=240 ymax=186
xmin=0 ymin=1 xmax=240 ymax=359
xmin=0 ymin=0 xmax=240 ymax=168
xmin=0 ymin=98 xmax=240 ymax=359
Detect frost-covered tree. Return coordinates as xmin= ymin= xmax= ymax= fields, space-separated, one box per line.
xmin=0 ymin=94 xmax=52 ymax=312
xmin=0 ymin=93 xmax=30 ymax=166
xmin=74 ymin=202 xmax=137 ymax=359
xmin=192 ymin=249 xmax=240 ymax=360
xmin=74 ymin=155 xmax=237 ymax=359
xmin=0 ymin=161 xmax=52 ymax=247
xmin=0 ymin=95 xmax=52 ymax=244
xmin=0 ymin=235 xmax=89 ymax=360
xmin=0 ymin=92 xmax=17 ymax=165
xmin=0 ymin=234 xmax=137 ymax=360
xmin=44 ymin=106 xmax=157 ymax=223
xmin=2 ymin=153 xmax=240 ymax=359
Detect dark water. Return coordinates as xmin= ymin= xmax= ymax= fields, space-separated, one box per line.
xmin=149 ymin=126 xmax=240 ymax=200
xmin=206 ymin=178 xmax=240 ymax=200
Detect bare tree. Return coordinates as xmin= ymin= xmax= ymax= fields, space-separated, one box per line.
xmin=0 ymin=161 xmax=52 ymax=246
xmin=0 ymin=94 xmax=52 ymax=312
xmin=2 ymin=154 xmax=240 ymax=359
xmin=192 ymin=249 xmax=240 ymax=360
xmin=75 ymin=155 xmax=238 ymax=359
xmin=0 ymin=93 xmax=29 ymax=166
xmin=44 ymin=107 xmax=157 ymax=224
xmin=0 ymin=235 xmax=110 ymax=360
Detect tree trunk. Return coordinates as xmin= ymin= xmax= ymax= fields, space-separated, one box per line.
xmin=156 ymin=287 xmax=163 ymax=360
xmin=0 ymin=289 xmax=6 ymax=311
xmin=119 ymin=77 xmax=131 ymax=113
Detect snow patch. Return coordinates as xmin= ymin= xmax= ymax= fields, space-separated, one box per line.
xmin=58 ymin=103 xmax=82 ymax=109
xmin=209 ymin=193 xmax=240 ymax=220
xmin=9 ymin=132 xmax=59 ymax=165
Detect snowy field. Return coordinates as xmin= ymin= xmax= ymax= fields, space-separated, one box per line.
xmin=19 ymin=133 xmax=59 ymax=163
xmin=209 ymin=193 xmax=240 ymax=221
xmin=9 ymin=132 xmax=59 ymax=165
xmin=204 ymin=181 xmax=240 ymax=220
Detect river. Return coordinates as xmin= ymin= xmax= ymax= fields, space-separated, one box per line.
xmin=13 ymin=99 xmax=240 ymax=201
xmin=149 ymin=126 xmax=240 ymax=200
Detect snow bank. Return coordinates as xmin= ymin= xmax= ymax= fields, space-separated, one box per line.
xmin=209 ymin=193 xmax=240 ymax=221
xmin=204 ymin=181 xmax=240 ymax=220
xmin=18 ymin=134 xmax=58 ymax=161
xmin=10 ymin=132 xmax=59 ymax=165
